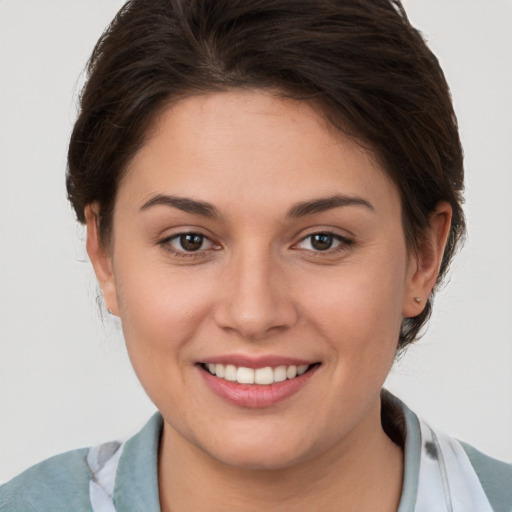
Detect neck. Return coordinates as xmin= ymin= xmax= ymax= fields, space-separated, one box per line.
xmin=158 ymin=398 xmax=403 ymax=512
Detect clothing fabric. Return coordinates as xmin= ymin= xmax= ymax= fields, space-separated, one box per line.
xmin=1 ymin=392 xmax=511 ymax=512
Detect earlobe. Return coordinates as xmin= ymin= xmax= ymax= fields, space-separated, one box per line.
xmin=84 ymin=204 xmax=119 ymax=316
xmin=403 ymin=202 xmax=453 ymax=318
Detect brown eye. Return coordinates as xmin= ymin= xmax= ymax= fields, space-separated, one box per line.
xmin=161 ymin=232 xmax=220 ymax=257
xmin=179 ymin=234 xmax=204 ymax=251
xmin=294 ymin=231 xmax=353 ymax=254
xmin=310 ymin=233 xmax=334 ymax=251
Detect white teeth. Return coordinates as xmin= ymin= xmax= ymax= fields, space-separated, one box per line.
xmin=286 ymin=365 xmax=297 ymax=379
xmin=204 ymin=363 xmax=313 ymax=384
xmin=297 ymin=364 xmax=308 ymax=376
xmin=273 ymin=365 xmax=287 ymax=383
xmin=215 ymin=364 xmax=225 ymax=378
xmin=255 ymin=367 xmax=274 ymax=385
xmin=224 ymin=364 xmax=237 ymax=382
xmin=237 ymin=367 xmax=255 ymax=384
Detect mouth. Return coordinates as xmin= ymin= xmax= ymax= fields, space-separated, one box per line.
xmin=197 ymin=360 xmax=321 ymax=408
xmin=200 ymin=362 xmax=316 ymax=385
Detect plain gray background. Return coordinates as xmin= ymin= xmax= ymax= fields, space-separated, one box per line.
xmin=1 ymin=0 xmax=511 ymax=483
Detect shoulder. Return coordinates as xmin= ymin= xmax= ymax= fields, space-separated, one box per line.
xmin=0 ymin=448 xmax=92 ymax=512
xmin=459 ymin=441 xmax=512 ymax=512
xmin=382 ymin=390 xmax=512 ymax=512
xmin=0 ymin=413 xmax=163 ymax=512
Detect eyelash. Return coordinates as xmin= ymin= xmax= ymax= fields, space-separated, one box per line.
xmin=293 ymin=231 xmax=354 ymax=255
xmin=159 ymin=231 xmax=353 ymax=258
xmin=159 ymin=233 xmax=218 ymax=258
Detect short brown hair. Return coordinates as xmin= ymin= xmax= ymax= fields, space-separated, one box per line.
xmin=67 ymin=0 xmax=465 ymax=350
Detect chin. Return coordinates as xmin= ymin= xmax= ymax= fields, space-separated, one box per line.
xmin=214 ymin=446 xmax=308 ymax=472
xmin=199 ymin=428 xmax=320 ymax=471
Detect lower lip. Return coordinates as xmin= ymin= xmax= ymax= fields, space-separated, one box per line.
xmin=198 ymin=365 xmax=319 ymax=409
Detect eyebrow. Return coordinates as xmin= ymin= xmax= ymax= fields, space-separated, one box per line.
xmin=140 ymin=195 xmax=220 ymax=218
xmin=286 ymin=195 xmax=374 ymax=218
xmin=140 ymin=193 xmax=374 ymax=219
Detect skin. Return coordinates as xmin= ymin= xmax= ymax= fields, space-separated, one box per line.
xmin=86 ymin=90 xmax=451 ymax=511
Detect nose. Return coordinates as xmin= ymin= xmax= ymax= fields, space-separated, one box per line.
xmin=213 ymin=247 xmax=299 ymax=340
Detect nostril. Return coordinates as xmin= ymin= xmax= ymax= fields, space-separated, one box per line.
xmin=211 ymin=263 xmax=299 ymax=338
xmin=213 ymin=300 xmax=299 ymax=341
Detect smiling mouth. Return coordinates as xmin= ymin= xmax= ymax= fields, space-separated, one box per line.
xmin=200 ymin=363 xmax=319 ymax=385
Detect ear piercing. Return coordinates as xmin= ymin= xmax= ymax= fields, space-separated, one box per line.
xmin=413 ymin=297 xmax=422 ymax=304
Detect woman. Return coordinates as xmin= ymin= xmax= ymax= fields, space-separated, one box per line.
xmin=1 ymin=0 xmax=511 ymax=510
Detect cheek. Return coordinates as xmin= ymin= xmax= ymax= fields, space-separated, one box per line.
xmin=298 ymin=249 xmax=407 ymax=357
xmin=112 ymin=256 xmax=217 ymax=376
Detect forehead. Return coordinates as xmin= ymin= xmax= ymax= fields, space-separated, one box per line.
xmin=120 ymin=89 xmax=400 ymax=218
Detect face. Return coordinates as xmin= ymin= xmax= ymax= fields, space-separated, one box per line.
xmin=88 ymin=90 xmax=436 ymax=470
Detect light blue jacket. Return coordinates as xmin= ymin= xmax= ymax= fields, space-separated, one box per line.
xmin=2 ymin=393 xmax=511 ymax=511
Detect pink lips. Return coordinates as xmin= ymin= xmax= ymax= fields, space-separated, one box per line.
xmin=198 ymin=356 xmax=319 ymax=409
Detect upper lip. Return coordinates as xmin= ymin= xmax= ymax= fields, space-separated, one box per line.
xmin=199 ymin=354 xmax=318 ymax=368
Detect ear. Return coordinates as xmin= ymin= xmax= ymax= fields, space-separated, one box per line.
xmin=85 ymin=204 xmax=120 ymax=316
xmin=403 ymin=202 xmax=452 ymax=318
